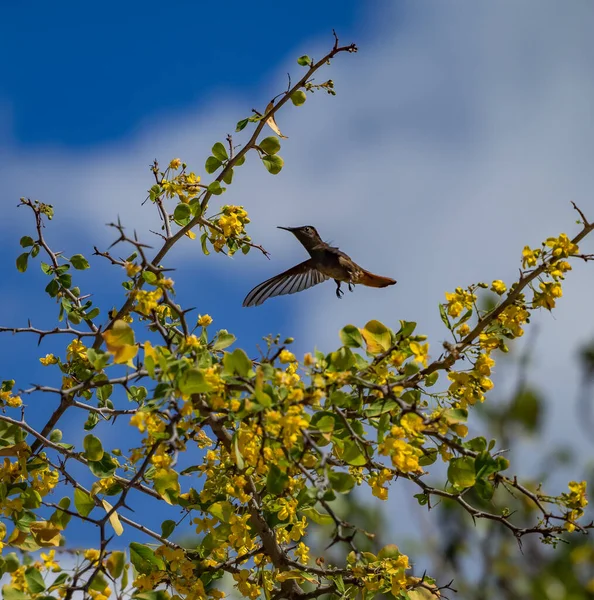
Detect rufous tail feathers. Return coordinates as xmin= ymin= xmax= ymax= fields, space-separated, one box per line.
xmin=358 ymin=270 xmax=397 ymax=288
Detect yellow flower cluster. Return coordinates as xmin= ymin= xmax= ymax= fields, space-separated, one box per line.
xmin=131 ymin=288 xmax=163 ymax=315
xmin=368 ymin=468 xmax=393 ymax=500
xmin=448 ymin=352 xmax=495 ymax=407
xmin=39 ymin=353 xmax=59 ymax=366
xmin=210 ymin=206 xmax=250 ymax=254
xmin=546 ymin=233 xmax=578 ymax=258
xmin=563 ymin=480 xmax=588 ymax=532
xmin=496 ymin=304 xmax=530 ymax=337
xmin=533 ymin=281 xmax=563 ymax=310
xmin=378 ymin=424 xmax=424 ymax=473
xmin=348 ymin=552 xmax=410 ymax=597
xmin=444 ymin=287 xmax=476 ymax=318
xmin=0 ymin=389 xmax=22 ymax=408
xmin=265 ymin=405 xmax=309 ymax=449
xmin=67 ymin=338 xmax=88 ymax=361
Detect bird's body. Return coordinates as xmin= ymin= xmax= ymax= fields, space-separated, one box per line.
xmin=243 ymin=226 xmax=396 ymax=307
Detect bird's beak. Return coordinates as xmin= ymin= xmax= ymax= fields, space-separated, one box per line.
xmin=277 ymin=226 xmax=294 ymax=232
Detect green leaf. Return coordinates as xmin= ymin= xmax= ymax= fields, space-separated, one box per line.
xmin=261 ymin=154 xmax=284 ymax=175
xmin=16 ymin=253 xmax=29 ymax=273
xmin=2 ymin=586 xmax=28 ymax=600
xmin=173 ymin=203 xmax=191 ymax=223
xmin=200 ymin=232 xmax=211 ymax=256
xmin=222 ymin=168 xmax=234 ymax=185
xmin=129 ymin=542 xmax=165 ymax=575
xmin=300 ymin=507 xmax=334 ymax=525
xmin=106 ymin=550 xmax=125 ymax=579
xmin=160 ymin=519 xmax=176 ymax=539
xmin=340 ymin=440 xmax=368 ymax=466
xmin=236 ymin=118 xmax=249 ymax=132
xmin=70 ymin=254 xmax=90 ymax=270
xmin=20 ymin=236 xmax=34 ymax=248
xmin=207 ymin=181 xmax=224 ymax=195
xmin=179 ymin=368 xmax=212 ymax=395
xmin=360 ymin=320 xmax=392 ymax=354
xmin=439 ymin=304 xmax=451 ymax=329
xmin=223 ymin=348 xmax=252 ymax=377
xmin=211 ymin=142 xmax=228 ymax=161
xmin=88 ymin=454 xmax=117 ymax=478
xmin=339 ymin=324 xmax=364 ymax=348
xmin=74 ymin=488 xmax=95 ymax=517
xmin=291 ymin=90 xmax=307 ymax=106
xmin=234 ymin=154 xmax=246 ymax=167
xmin=297 ymin=55 xmax=312 ymax=66
xmin=259 ymin=136 xmax=281 ymax=155
xmin=205 ymin=156 xmax=222 ymax=174
xmin=133 ymin=591 xmax=171 ymax=600
xmin=212 ymin=330 xmax=236 ymax=351
xmin=447 ymin=457 xmax=476 ymax=490
xmin=266 ymin=464 xmax=289 ymax=495
xmin=329 ymin=471 xmax=355 ymax=493
xmin=424 ymin=372 xmax=439 ymax=387
xmin=83 ymin=434 xmax=104 ymax=461
xmin=24 ymin=567 xmax=46 ymax=594
xmin=153 ymin=469 xmax=179 ymax=504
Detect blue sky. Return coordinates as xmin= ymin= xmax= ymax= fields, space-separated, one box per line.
xmin=2 ymin=0 xmax=594 ymax=567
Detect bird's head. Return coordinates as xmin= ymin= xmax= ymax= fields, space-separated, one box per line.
xmin=278 ymin=225 xmax=322 ymax=247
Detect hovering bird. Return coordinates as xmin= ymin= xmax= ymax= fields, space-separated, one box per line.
xmin=243 ymin=225 xmax=397 ymax=307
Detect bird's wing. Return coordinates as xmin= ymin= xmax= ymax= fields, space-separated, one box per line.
xmin=243 ymin=260 xmax=330 ymax=307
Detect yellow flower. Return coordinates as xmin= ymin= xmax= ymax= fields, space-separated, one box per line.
xmin=457 ymin=323 xmax=470 ymax=337
xmin=124 ymin=262 xmax=141 ymax=277
xmin=2 ymin=393 xmax=22 ymax=408
xmin=522 ymin=246 xmax=539 ymax=268
xmin=39 ymin=354 xmax=58 ymax=366
xmin=84 ymin=548 xmax=101 ymax=564
xmin=198 ymin=314 xmax=213 ymax=327
xmin=67 ymin=339 xmax=88 ymax=361
xmin=490 ymin=280 xmax=507 ymax=295
xmin=303 ymin=353 xmax=315 ymax=366
xmin=169 ymin=158 xmax=182 ymax=170
xmin=41 ymin=549 xmax=61 ymax=572
xmin=444 ymin=288 xmax=476 ymax=318
xmin=295 ymin=542 xmax=310 ymax=564
xmin=409 ymin=342 xmax=429 ymax=367
xmin=546 ymin=233 xmax=578 ymax=258
xmin=279 ymin=349 xmax=296 ymax=364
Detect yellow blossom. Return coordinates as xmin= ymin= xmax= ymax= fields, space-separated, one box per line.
xmin=67 ymin=338 xmax=88 ymax=361
xmin=169 ymin=158 xmax=182 ymax=170
xmin=39 ymin=354 xmax=58 ymax=366
xmin=124 ymin=262 xmax=141 ymax=277
xmin=295 ymin=542 xmax=310 ymax=564
xmin=303 ymin=353 xmax=315 ymax=366
xmin=545 ymin=233 xmax=578 ymax=258
xmin=279 ymin=349 xmax=296 ymax=363
xmin=198 ymin=314 xmax=213 ymax=327
xmin=522 ymin=246 xmax=539 ymax=268
xmin=457 ymin=323 xmax=470 ymax=337
xmin=41 ymin=549 xmax=61 ymax=572
xmin=490 ymin=280 xmax=507 ymax=295
xmin=409 ymin=342 xmax=429 ymax=367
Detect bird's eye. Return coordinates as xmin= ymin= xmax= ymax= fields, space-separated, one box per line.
xmin=304 ymin=227 xmax=312 ymax=233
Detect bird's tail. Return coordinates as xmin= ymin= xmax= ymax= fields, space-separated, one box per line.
xmin=359 ymin=270 xmax=397 ymax=288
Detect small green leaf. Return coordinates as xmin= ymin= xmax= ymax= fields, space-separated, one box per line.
xmin=208 ymin=181 xmax=224 ymax=195
xmin=205 ymin=156 xmax=222 ymax=174
xmin=179 ymin=369 xmax=212 ymax=395
xmin=259 ymin=136 xmax=281 ymax=155
xmin=234 ymin=154 xmax=246 ymax=167
xmin=70 ymin=254 xmax=90 ymax=270
xmin=20 ymin=236 xmax=34 ymax=248
xmin=211 ymin=142 xmax=228 ymax=161
xmin=74 ymin=488 xmax=95 ymax=517
xmin=173 ymin=203 xmax=192 ymax=222
xmin=261 ymin=154 xmax=284 ymax=175
xmin=236 ymin=118 xmax=249 ymax=132
xmin=329 ymin=471 xmax=355 ymax=493
xmin=297 ymin=55 xmax=312 ymax=66
xmin=266 ymin=464 xmax=289 ymax=495
xmin=447 ymin=457 xmax=476 ymax=490
xmin=16 ymin=253 xmax=29 ymax=273
xmin=340 ymin=440 xmax=368 ymax=466
xmin=339 ymin=324 xmax=364 ymax=348
xmin=129 ymin=542 xmax=165 ymax=575
xmin=222 ymin=168 xmax=234 ymax=185
xmin=83 ymin=434 xmax=104 ymax=461
xmin=291 ymin=90 xmax=307 ymax=106
xmin=24 ymin=568 xmax=46 ymax=594
xmin=200 ymin=232 xmax=211 ymax=256
xmin=88 ymin=454 xmax=117 ymax=478
xmin=160 ymin=519 xmax=176 ymax=539
xmin=223 ymin=348 xmax=252 ymax=377
xmin=212 ymin=330 xmax=236 ymax=351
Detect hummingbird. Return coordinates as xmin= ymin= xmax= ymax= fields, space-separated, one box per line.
xmin=243 ymin=226 xmax=397 ymax=307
